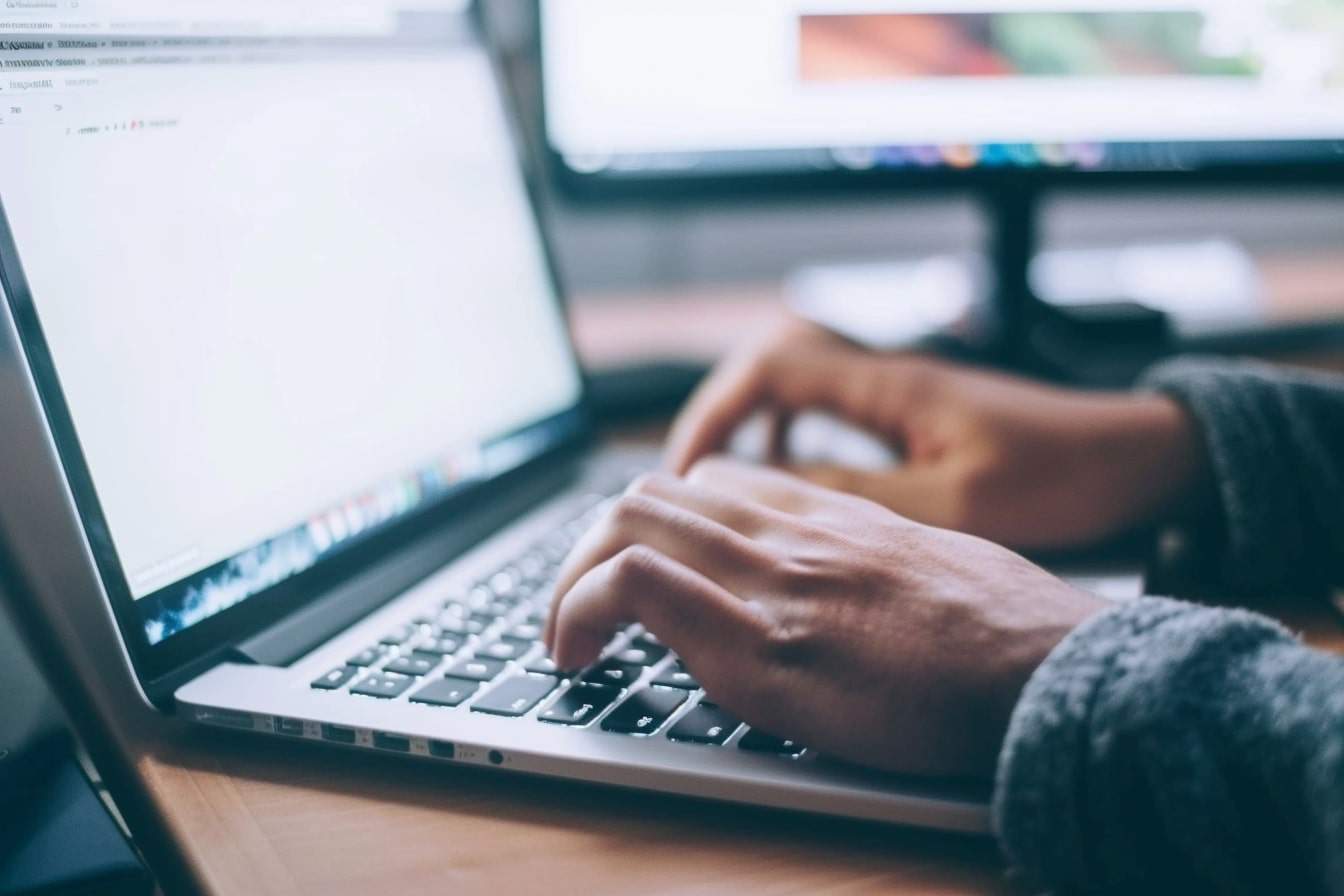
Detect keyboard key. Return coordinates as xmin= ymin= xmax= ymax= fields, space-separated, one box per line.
xmin=539 ymin=683 xmax=619 ymax=726
xmin=311 ymin=666 xmax=359 ymax=690
xmin=410 ymin=675 xmax=480 ymax=707
xmin=614 ymin=643 xmax=666 ymax=666
xmin=350 ymin=672 xmax=414 ymax=699
xmin=471 ymin=674 xmax=559 ymax=717
xmin=652 ymin=661 xmax=699 ymax=690
xmin=488 ymin=569 xmax=518 ymax=597
xmin=418 ymin=635 xmax=463 ymax=656
xmin=507 ymin=621 xmax=543 ymax=642
xmin=383 ymin=650 xmax=441 ymax=677
xmin=737 ymin=728 xmax=805 ymax=757
xmin=445 ymin=656 xmax=506 ymax=682
xmin=346 ymin=647 xmax=383 ymax=667
xmin=436 ymin=607 xmax=491 ymax=634
xmin=667 ymin=703 xmax=740 ymax=745
xmin=379 ymin=625 xmax=416 ymax=646
xmin=601 ymin=687 xmax=687 ymax=735
xmin=524 ymin=654 xmax=559 ymax=675
xmin=518 ymin=553 xmax=546 ymax=582
xmin=434 ymin=616 xmax=472 ymax=636
xmin=478 ymin=639 xmax=529 ymax=661
xmin=583 ymin=658 xmax=645 ymax=688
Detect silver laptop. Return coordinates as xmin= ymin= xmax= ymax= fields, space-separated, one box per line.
xmin=0 ymin=3 xmax=1137 ymax=835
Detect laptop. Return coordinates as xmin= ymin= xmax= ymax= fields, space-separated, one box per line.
xmin=0 ymin=3 xmax=1134 ymax=835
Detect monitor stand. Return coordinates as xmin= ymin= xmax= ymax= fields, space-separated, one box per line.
xmin=981 ymin=184 xmax=1175 ymax=386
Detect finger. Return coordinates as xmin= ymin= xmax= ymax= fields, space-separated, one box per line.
xmin=549 ymin=544 xmax=766 ymax=672
xmin=663 ymin=350 xmax=771 ymax=475
xmin=624 ymin=471 xmax=783 ymax=535
xmin=785 ymin=464 xmax=951 ymax=527
xmin=765 ymin=407 xmax=794 ymax=465
xmin=668 ymin=349 xmax=935 ymax=475
xmin=683 ymin=455 xmax=848 ymax=516
xmin=543 ymin=493 xmax=777 ymax=649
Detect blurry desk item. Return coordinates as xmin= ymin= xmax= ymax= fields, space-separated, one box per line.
xmin=71 ymin=267 xmax=1344 ymax=896
xmin=568 ymin=248 xmax=1344 ymax=375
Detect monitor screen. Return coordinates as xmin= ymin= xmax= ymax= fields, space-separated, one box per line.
xmin=0 ymin=3 xmax=584 ymax=646
xmin=540 ymin=0 xmax=1344 ymax=183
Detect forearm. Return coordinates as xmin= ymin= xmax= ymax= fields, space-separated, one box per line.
xmin=994 ymin=596 xmax=1344 ymax=896
xmin=1141 ymin=358 xmax=1344 ymax=591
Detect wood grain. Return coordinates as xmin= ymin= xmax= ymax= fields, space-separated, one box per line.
xmin=134 ymin=724 xmax=1015 ymax=896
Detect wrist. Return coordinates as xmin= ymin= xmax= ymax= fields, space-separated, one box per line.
xmin=973 ymin=584 xmax=1110 ymax=778
xmin=1085 ymin=394 xmax=1212 ymax=533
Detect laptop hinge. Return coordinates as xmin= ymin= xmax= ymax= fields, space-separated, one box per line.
xmin=232 ymin=457 xmax=581 ymax=668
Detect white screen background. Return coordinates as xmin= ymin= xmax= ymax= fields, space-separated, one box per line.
xmin=0 ymin=48 xmax=582 ymax=597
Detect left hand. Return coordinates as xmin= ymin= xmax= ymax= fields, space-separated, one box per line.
xmin=543 ymin=457 xmax=1106 ymax=779
xmin=664 ymin=316 xmax=1208 ymax=551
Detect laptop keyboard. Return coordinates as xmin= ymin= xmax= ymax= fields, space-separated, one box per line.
xmin=308 ymin=496 xmax=806 ymax=758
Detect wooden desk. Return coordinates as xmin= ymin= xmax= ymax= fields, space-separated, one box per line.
xmin=111 ymin=596 xmax=1342 ymax=896
xmin=60 ymin=268 xmax=1344 ymax=895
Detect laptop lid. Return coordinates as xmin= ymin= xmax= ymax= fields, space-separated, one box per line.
xmin=0 ymin=2 xmax=588 ymax=699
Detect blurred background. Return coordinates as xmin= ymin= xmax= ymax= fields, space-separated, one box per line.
xmin=480 ymin=0 xmax=1344 ymax=388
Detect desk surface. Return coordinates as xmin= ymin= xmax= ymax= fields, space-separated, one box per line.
xmin=75 ymin=269 xmax=1344 ymax=895
xmin=122 ymin=595 xmax=1343 ymax=896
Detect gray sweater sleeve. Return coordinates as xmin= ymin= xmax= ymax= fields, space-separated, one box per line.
xmin=993 ymin=597 xmax=1344 ymax=895
xmin=992 ymin=360 xmax=1344 ymax=893
xmin=1139 ymin=358 xmax=1344 ymax=591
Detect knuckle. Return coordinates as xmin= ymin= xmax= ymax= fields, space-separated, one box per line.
xmin=774 ymin=536 xmax=851 ymax=589
xmin=626 ymin=471 xmax=673 ymax=498
xmin=609 ymin=493 xmax=662 ymax=527
xmin=756 ymin=606 xmax=816 ymax=668
xmin=776 ymin=555 xmax=828 ymax=594
xmin=608 ymin=544 xmax=661 ymax=589
xmin=685 ymin=455 xmax=733 ymax=486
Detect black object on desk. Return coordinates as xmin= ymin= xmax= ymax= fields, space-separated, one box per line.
xmin=0 ymin=734 xmax=152 ymax=896
xmin=0 ymin=595 xmax=152 ymax=896
xmin=585 ymin=360 xmax=709 ymax=424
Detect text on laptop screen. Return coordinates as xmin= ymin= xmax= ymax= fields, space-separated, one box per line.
xmin=0 ymin=5 xmax=583 ymax=644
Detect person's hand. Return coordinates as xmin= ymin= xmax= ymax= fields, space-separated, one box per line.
xmin=665 ymin=317 xmax=1209 ymax=551
xmin=543 ymin=458 xmax=1106 ymax=779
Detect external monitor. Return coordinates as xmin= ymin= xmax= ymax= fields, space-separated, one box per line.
xmin=540 ymin=0 xmax=1344 ymax=194
xmin=538 ymin=1 xmax=1344 ymax=371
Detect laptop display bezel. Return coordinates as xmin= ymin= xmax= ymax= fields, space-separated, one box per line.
xmin=0 ymin=6 xmax=596 ymax=696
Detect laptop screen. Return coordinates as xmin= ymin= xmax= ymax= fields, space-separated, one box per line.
xmin=0 ymin=3 xmax=584 ymax=646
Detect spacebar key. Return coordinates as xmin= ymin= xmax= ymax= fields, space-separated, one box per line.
xmin=601 ymin=686 xmax=687 ymax=735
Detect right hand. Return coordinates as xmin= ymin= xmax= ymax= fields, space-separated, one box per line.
xmin=665 ymin=317 xmax=1209 ymax=551
xmin=544 ymin=458 xmax=1106 ymax=778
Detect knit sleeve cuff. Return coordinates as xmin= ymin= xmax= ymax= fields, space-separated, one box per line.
xmin=1139 ymin=357 xmax=1318 ymax=591
xmin=991 ymin=597 xmax=1193 ymax=886
xmin=991 ymin=595 xmax=1300 ymax=893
